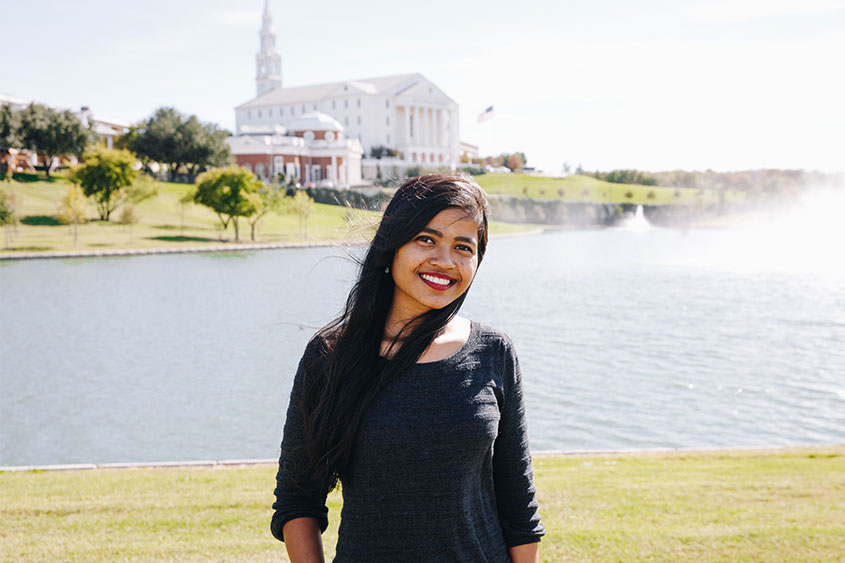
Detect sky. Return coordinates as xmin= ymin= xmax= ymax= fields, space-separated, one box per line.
xmin=3 ymin=0 xmax=844 ymax=174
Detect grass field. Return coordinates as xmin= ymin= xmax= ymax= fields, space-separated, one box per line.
xmin=475 ymin=173 xmax=745 ymax=206
xmin=1 ymin=446 xmax=841 ymax=561
xmin=0 ymin=174 xmax=531 ymax=255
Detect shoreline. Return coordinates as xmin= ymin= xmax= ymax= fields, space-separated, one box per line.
xmin=0 ymin=228 xmax=546 ymax=261
xmin=0 ymin=240 xmax=338 ymax=261
xmin=3 ymin=443 xmax=839 ymax=472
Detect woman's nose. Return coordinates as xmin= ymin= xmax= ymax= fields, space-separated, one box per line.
xmin=429 ymin=245 xmax=455 ymax=268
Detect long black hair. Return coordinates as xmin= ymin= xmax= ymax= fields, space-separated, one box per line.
xmin=297 ymin=173 xmax=490 ymax=492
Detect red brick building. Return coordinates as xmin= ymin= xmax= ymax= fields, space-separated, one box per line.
xmin=225 ymin=112 xmax=363 ymax=187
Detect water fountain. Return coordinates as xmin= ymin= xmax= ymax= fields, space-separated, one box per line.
xmin=617 ymin=204 xmax=653 ymax=232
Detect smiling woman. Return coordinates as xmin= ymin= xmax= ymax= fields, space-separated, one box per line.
xmin=271 ymin=174 xmax=544 ymax=562
xmin=386 ymin=207 xmax=480 ymax=347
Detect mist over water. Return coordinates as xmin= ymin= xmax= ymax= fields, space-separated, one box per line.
xmin=1 ymin=193 xmax=843 ymax=465
xmin=465 ymin=189 xmax=845 ymax=451
xmin=667 ymin=188 xmax=845 ymax=277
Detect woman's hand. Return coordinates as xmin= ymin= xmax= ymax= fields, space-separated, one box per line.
xmin=282 ymin=517 xmax=325 ymax=563
xmin=509 ymin=541 xmax=539 ymax=563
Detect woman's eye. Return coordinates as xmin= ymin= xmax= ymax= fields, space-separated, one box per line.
xmin=416 ymin=235 xmax=435 ymax=244
xmin=456 ymin=244 xmax=474 ymax=254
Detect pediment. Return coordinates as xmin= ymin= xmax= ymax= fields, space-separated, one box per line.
xmin=392 ymin=76 xmax=455 ymax=104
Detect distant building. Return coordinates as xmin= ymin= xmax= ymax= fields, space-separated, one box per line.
xmin=460 ymin=141 xmax=479 ymax=163
xmin=75 ymin=107 xmax=130 ymax=149
xmin=231 ymin=1 xmax=460 ymax=181
xmin=0 ymin=93 xmax=30 ymax=111
xmin=226 ymin=112 xmax=363 ymax=187
xmin=1 ymin=95 xmax=130 ymax=172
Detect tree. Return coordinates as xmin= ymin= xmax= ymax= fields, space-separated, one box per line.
xmin=0 ymin=105 xmax=21 ymax=179
xmin=57 ymin=184 xmax=87 ymax=245
xmin=69 ymin=147 xmax=138 ymax=220
xmin=118 ymin=176 xmax=158 ymax=242
xmin=178 ymin=189 xmax=195 ymax=235
xmin=506 ymin=153 xmax=525 ymax=171
xmin=248 ymin=186 xmax=288 ymax=241
xmin=194 ymin=166 xmax=262 ymax=242
xmin=0 ymin=189 xmax=16 ymax=248
xmin=19 ymin=103 xmax=90 ymax=178
xmin=129 ymin=107 xmax=231 ymax=181
xmin=291 ymin=190 xmax=314 ymax=238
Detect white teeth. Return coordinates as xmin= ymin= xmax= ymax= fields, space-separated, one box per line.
xmin=420 ymin=273 xmax=452 ymax=285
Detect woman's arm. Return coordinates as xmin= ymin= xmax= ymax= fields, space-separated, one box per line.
xmin=282 ymin=517 xmax=325 ymax=563
xmin=492 ymin=335 xmax=545 ymax=547
xmin=271 ymin=341 xmax=330 ymax=542
xmin=509 ymin=541 xmax=539 ymax=563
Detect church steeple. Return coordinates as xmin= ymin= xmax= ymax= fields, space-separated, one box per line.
xmin=256 ymin=0 xmax=282 ymax=97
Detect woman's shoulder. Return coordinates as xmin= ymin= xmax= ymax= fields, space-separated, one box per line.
xmin=471 ymin=321 xmax=513 ymax=344
xmin=468 ymin=321 xmax=517 ymax=357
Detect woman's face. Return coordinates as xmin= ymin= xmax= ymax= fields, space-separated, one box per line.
xmin=389 ymin=207 xmax=480 ymax=321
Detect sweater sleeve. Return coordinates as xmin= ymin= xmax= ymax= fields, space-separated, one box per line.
xmin=270 ymin=342 xmax=330 ymax=542
xmin=492 ymin=335 xmax=545 ymax=547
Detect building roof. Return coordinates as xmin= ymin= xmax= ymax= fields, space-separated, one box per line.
xmin=235 ymin=73 xmax=450 ymax=109
xmin=286 ymin=112 xmax=343 ymax=132
xmin=239 ymin=124 xmax=288 ymax=135
xmin=0 ymin=93 xmax=32 ymax=107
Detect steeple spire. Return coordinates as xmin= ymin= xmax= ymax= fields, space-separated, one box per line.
xmin=256 ymin=0 xmax=282 ymax=97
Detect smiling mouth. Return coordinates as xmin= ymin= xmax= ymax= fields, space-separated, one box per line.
xmin=419 ymin=273 xmax=456 ymax=289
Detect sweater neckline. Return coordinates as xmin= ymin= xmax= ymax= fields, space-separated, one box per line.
xmin=412 ymin=320 xmax=478 ymax=368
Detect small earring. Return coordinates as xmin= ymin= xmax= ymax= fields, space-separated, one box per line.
xmin=385 ymin=265 xmax=390 ymax=273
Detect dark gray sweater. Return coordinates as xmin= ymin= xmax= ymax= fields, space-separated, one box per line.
xmin=271 ymin=322 xmax=544 ymax=562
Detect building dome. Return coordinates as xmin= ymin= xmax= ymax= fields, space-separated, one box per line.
xmin=287 ymin=112 xmax=343 ymax=133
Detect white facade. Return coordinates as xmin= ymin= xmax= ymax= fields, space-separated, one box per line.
xmin=237 ymin=74 xmax=459 ymax=169
xmin=235 ymin=4 xmax=459 ymax=170
xmin=75 ymin=107 xmax=130 ymax=149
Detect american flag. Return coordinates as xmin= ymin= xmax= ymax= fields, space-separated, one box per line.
xmin=477 ymin=106 xmax=494 ymax=123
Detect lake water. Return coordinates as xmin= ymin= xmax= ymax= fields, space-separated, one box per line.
xmin=2 ymin=197 xmax=844 ymax=466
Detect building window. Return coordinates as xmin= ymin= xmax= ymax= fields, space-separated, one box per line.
xmin=258 ymin=110 xmax=262 ymax=118
xmin=357 ymin=116 xmax=361 ymax=125
xmin=291 ymin=106 xmax=295 ymax=115
xmin=385 ymin=100 xmax=389 ymax=108
xmin=409 ymin=115 xmax=414 ymax=138
xmin=302 ymin=105 xmax=305 ymax=112
xmin=269 ymin=108 xmax=273 ymax=117
xmin=256 ymin=163 xmax=265 ymax=178
xmin=313 ymin=104 xmax=317 ymax=110
xmin=248 ymin=111 xmax=252 ymax=119
xmin=344 ymin=99 xmax=348 ymax=109
xmin=344 ymin=117 xmax=349 ymax=126
xmin=332 ymin=101 xmax=336 ymax=110
xmin=279 ymin=107 xmax=283 ymax=116
xmin=386 ymin=134 xmax=390 ymax=144
xmin=357 ymin=98 xmax=361 ymax=107
xmin=386 ymin=116 xmax=390 ymax=126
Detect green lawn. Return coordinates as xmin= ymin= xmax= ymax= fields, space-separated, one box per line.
xmin=0 ymin=174 xmax=534 ymax=255
xmin=1 ymin=446 xmax=841 ymax=561
xmin=476 ymin=173 xmax=745 ymax=206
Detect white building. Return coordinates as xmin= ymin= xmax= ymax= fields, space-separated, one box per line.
xmin=233 ymin=1 xmax=460 ymax=176
xmin=75 ymin=107 xmax=130 ymax=149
